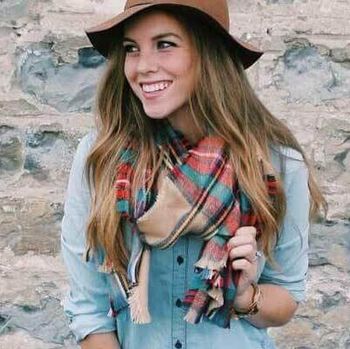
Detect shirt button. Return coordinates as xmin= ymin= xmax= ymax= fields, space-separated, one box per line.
xmin=175 ymin=298 xmax=182 ymax=307
xmin=177 ymin=255 xmax=184 ymax=265
xmin=175 ymin=340 xmax=182 ymax=348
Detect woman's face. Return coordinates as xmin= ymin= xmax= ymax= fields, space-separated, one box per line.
xmin=123 ymin=10 xmax=197 ymax=120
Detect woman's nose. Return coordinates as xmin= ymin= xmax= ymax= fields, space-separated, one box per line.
xmin=136 ymin=50 xmax=158 ymax=74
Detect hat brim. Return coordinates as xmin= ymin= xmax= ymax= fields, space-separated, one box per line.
xmin=85 ymin=3 xmax=263 ymax=70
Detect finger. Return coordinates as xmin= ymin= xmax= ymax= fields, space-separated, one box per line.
xmin=227 ymin=234 xmax=257 ymax=251
xmin=235 ymin=226 xmax=257 ymax=238
xmin=229 ymin=244 xmax=256 ymax=263
xmin=227 ymin=226 xmax=257 ymax=249
xmin=231 ymin=258 xmax=252 ymax=271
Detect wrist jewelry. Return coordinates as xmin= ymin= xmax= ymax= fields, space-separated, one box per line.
xmin=231 ymin=282 xmax=262 ymax=320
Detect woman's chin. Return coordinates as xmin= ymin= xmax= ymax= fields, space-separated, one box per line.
xmin=143 ymin=108 xmax=172 ymax=120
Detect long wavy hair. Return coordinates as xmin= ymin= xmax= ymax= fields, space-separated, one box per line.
xmin=84 ymin=6 xmax=326 ymax=280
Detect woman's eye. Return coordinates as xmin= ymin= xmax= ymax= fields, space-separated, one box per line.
xmin=158 ymin=41 xmax=176 ymax=49
xmin=123 ymin=44 xmax=138 ymax=53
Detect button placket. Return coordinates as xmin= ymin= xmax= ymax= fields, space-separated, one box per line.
xmin=172 ymin=237 xmax=187 ymax=349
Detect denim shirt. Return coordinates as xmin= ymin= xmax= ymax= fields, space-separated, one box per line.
xmin=61 ymin=131 xmax=310 ymax=349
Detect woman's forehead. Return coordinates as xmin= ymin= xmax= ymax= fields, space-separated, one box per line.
xmin=123 ymin=9 xmax=187 ymax=38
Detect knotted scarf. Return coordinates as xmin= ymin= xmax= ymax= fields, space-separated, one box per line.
xmin=111 ymin=119 xmax=277 ymax=328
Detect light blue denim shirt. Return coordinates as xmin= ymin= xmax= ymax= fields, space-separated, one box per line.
xmin=61 ymin=130 xmax=310 ymax=349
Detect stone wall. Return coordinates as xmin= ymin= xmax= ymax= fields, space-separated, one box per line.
xmin=0 ymin=0 xmax=349 ymax=348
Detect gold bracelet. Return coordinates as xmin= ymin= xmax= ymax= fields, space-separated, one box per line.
xmin=231 ymin=283 xmax=262 ymax=320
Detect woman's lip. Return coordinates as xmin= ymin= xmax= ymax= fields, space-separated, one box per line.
xmin=140 ymin=81 xmax=173 ymax=100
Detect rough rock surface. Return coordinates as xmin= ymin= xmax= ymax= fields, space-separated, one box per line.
xmin=0 ymin=0 xmax=349 ymax=348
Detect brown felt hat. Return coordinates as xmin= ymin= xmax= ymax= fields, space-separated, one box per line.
xmin=85 ymin=0 xmax=264 ymax=69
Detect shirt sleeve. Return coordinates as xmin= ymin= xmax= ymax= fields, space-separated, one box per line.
xmin=258 ymin=155 xmax=310 ymax=303
xmin=60 ymin=131 xmax=117 ymax=343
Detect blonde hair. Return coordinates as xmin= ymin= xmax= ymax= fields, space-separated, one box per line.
xmin=85 ymin=6 xmax=326 ymax=280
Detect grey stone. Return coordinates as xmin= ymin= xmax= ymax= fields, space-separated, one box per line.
xmin=17 ymin=43 xmax=106 ymax=113
xmin=0 ymin=125 xmax=15 ymax=135
xmin=23 ymin=154 xmax=49 ymax=181
xmin=0 ymin=26 xmax=17 ymax=55
xmin=0 ymin=136 xmax=23 ymax=173
xmin=308 ymin=252 xmax=330 ymax=267
xmin=273 ymin=40 xmax=350 ymax=105
xmin=265 ymin=0 xmax=294 ymax=4
xmin=20 ymin=125 xmax=77 ymax=183
xmin=272 ymin=261 xmax=350 ymax=348
xmin=0 ymin=99 xmax=40 ymax=117
xmin=334 ymin=149 xmax=350 ymax=169
xmin=0 ymin=313 xmax=11 ymax=333
xmin=0 ymin=0 xmax=29 ymax=22
xmin=0 ymin=198 xmax=63 ymax=255
xmin=0 ymin=250 xmax=80 ymax=347
xmin=0 ymin=249 xmax=65 ymax=307
xmin=320 ymin=291 xmax=347 ymax=310
xmin=0 ymin=298 xmax=73 ymax=345
xmin=23 ymin=154 xmax=41 ymax=171
xmin=51 ymin=36 xmax=93 ymax=65
xmin=25 ymin=129 xmax=62 ymax=148
xmin=0 ymin=330 xmax=75 ymax=349
xmin=0 ymin=124 xmax=76 ymax=181
xmin=309 ymin=222 xmax=350 ymax=271
xmin=331 ymin=45 xmax=350 ymax=63
xmin=78 ymin=47 xmax=106 ymax=68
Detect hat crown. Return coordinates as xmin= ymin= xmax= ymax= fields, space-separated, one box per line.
xmin=85 ymin=0 xmax=263 ymax=69
xmin=124 ymin=0 xmax=230 ymax=31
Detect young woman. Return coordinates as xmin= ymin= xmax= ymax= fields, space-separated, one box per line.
xmin=61 ymin=1 xmax=326 ymax=348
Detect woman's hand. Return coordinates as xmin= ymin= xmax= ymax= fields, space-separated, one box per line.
xmin=227 ymin=226 xmax=259 ymax=310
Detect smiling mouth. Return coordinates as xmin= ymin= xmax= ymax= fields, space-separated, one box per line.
xmin=140 ymin=81 xmax=173 ymax=93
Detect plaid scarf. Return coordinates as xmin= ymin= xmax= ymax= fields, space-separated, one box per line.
xmin=112 ymin=119 xmax=277 ymax=328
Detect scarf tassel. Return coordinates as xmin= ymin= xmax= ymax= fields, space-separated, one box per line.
xmin=183 ymin=286 xmax=224 ymax=324
xmin=194 ymin=252 xmax=228 ymax=278
xmin=183 ymin=307 xmax=202 ymax=324
xmin=212 ymin=274 xmax=224 ymax=288
xmin=128 ymin=248 xmax=152 ymax=324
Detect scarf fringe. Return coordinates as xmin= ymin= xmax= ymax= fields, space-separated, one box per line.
xmin=183 ymin=307 xmax=201 ymax=324
xmin=206 ymin=300 xmax=221 ymax=317
xmin=213 ymin=274 xmax=224 ymax=288
xmin=128 ymin=248 xmax=152 ymax=324
xmin=205 ymin=285 xmax=224 ymax=316
xmin=128 ymin=285 xmax=151 ymax=323
xmin=207 ymin=287 xmax=224 ymax=305
xmin=194 ymin=252 xmax=228 ymax=273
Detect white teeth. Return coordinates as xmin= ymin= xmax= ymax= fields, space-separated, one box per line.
xmin=142 ymin=82 xmax=171 ymax=93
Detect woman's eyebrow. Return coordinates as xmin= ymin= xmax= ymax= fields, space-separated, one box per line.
xmin=123 ymin=32 xmax=183 ymax=42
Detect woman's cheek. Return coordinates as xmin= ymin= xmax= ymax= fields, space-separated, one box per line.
xmin=124 ymin=59 xmax=136 ymax=83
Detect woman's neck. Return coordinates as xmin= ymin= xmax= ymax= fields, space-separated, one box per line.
xmin=167 ymin=107 xmax=203 ymax=145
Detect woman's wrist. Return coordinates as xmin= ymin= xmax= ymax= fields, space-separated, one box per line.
xmin=231 ymin=282 xmax=262 ymax=319
xmin=233 ymin=283 xmax=255 ymax=311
